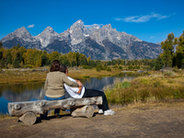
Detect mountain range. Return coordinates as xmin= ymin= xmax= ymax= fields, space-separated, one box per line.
xmin=1 ymin=20 xmax=162 ymax=60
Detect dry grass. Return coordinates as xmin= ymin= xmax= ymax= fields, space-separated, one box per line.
xmin=0 ymin=71 xmax=47 ymax=84
xmin=68 ymin=68 xmax=122 ymax=79
xmin=0 ymin=114 xmax=16 ymax=120
xmin=0 ymin=68 xmax=123 ymax=84
xmin=105 ymin=70 xmax=184 ymax=105
xmin=110 ymin=100 xmax=184 ymax=113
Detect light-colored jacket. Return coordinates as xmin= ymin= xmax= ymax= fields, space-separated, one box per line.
xmin=64 ymin=76 xmax=85 ymax=99
xmin=44 ymin=71 xmax=79 ymax=98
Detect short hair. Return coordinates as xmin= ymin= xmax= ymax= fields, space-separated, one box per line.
xmin=50 ymin=60 xmax=60 ymax=72
xmin=60 ymin=64 xmax=67 ymax=73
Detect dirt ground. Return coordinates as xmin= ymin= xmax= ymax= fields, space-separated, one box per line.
xmin=1 ymin=102 xmax=184 ymax=138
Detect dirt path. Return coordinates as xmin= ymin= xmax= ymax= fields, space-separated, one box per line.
xmin=1 ymin=102 xmax=184 ymax=138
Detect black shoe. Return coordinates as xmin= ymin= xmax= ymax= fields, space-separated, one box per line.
xmin=55 ymin=114 xmax=61 ymax=118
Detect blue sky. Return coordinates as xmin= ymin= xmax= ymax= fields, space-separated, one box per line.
xmin=0 ymin=0 xmax=184 ymax=43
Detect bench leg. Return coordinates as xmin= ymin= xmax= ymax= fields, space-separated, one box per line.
xmin=19 ymin=112 xmax=37 ymax=126
xmin=71 ymin=105 xmax=95 ymax=118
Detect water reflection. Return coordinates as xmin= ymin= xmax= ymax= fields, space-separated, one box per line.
xmin=0 ymin=83 xmax=44 ymax=102
xmin=0 ymin=76 xmax=133 ymax=114
xmin=83 ymin=76 xmax=133 ymax=90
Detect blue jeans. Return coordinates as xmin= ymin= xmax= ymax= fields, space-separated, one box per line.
xmin=44 ymin=95 xmax=65 ymax=115
xmin=44 ymin=96 xmax=65 ymax=100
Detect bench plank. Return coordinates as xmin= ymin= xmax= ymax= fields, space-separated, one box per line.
xmin=8 ymin=96 xmax=102 ymax=117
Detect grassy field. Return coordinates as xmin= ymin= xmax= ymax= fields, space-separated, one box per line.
xmin=0 ymin=67 xmax=128 ymax=84
xmin=105 ymin=69 xmax=184 ymax=104
xmin=0 ymin=70 xmax=47 ymax=84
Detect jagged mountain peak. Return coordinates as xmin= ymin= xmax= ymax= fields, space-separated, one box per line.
xmin=102 ymin=24 xmax=112 ymax=30
xmin=35 ymin=26 xmax=60 ymax=48
xmin=12 ymin=26 xmax=31 ymax=37
xmin=15 ymin=26 xmax=28 ymax=32
xmin=1 ymin=26 xmax=41 ymax=49
xmin=37 ymin=26 xmax=58 ymax=36
xmin=74 ymin=19 xmax=84 ymax=25
xmin=85 ymin=24 xmax=102 ymax=29
xmin=84 ymin=24 xmax=103 ymax=34
xmin=43 ymin=26 xmax=55 ymax=32
xmin=69 ymin=20 xmax=88 ymax=45
xmin=2 ymin=26 xmax=32 ymax=43
xmin=70 ymin=19 xmax=85 ymax=31
xmin=36 ymin=26 xmax=58 ymax=37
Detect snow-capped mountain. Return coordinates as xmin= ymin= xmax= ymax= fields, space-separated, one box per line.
xmin=1 ymin=20 xmax=162 ymax=60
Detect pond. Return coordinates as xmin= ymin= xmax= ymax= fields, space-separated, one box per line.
xmin=0 ymin=76 xmax=134 ymax=114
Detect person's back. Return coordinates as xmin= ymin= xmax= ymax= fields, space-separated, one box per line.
xmin=45 ymin=71 xmax=72 ymax=98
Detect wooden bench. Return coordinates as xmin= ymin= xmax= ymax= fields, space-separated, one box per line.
xmin=8 ymin=96 xmax=102 ymax=126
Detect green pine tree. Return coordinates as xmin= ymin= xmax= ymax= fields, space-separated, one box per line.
xmin=0 ymin=41 xmax=3 ymax=49
xmin=154 ymin=55 xmax=164 ymax=70
xmin=160 ymin=33 xmax=175 ymax=67
xmin=175 ymin=31 xmax=184 ymax=68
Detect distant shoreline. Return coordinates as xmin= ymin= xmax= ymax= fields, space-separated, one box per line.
xmin=0 ymin=68 xmax=135 ymax=84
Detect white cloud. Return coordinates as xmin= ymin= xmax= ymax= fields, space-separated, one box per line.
xmin=27 ymin=24 xmax=35 ymax=28
xmin=115 ymin=13 xmax=172 ymax=23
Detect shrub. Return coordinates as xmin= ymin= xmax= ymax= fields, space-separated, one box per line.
xmin=82 ymin=65 xmax=92 ymax=69
xmin=83 ymin=76 xmax=90 ymax=79
xmin=118 ymin=66 xmax=122 ymax=70
xmin=96 ymin=66 xmax=101 ymax=72
xmin=106 ymin=67 xmax=111 ymax=71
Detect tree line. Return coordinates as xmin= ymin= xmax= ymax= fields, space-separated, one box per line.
xmin=0 ymin=44 xmax=91 ymax=68
xmin=0 ymin=43 xmax=155 ymax=70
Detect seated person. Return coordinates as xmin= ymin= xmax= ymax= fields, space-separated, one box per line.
xmin=43 ymin=60 xmax=81 ymax=118
xmin=60 ymin=65 xmax=115 ymax=116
